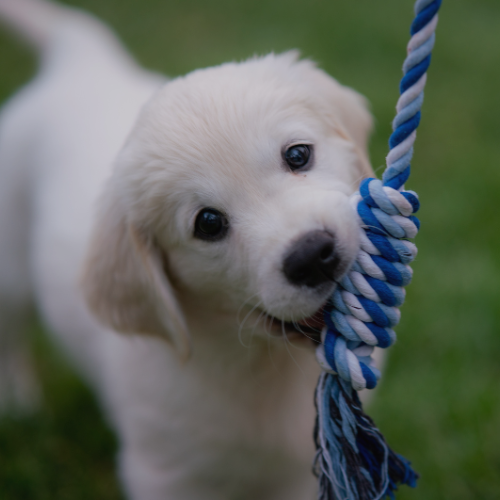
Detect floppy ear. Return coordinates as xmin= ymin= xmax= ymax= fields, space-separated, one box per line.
xmin=81 ymin=194 xmax=191 ymax=359
xmin=334 ymin=86 xmax=373 ymax=165
xmin=327 ymin=83 xmax=374 ymax=179
xmin=303 ymin=63 xmax=374 ymax=178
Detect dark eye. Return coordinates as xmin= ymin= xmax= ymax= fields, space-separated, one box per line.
xmin=194 ymin=208 xmax=229 ymax=241
xmin=284 ymin=144 xmax=311 ymax=171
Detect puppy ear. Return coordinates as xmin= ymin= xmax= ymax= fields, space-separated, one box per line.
xmin=300 ymin=63 xmax=374 ymax=178
xmin=336 ymin=87 xmax=372 ymax=159
xmin=324 ymin=82 xmax=374 ymax=178
xmin=81 ymin=196 xmax=191 ymax=359
xmin=331 ymin=84 xmax=374 ymax=178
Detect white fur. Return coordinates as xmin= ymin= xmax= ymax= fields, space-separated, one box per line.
xmin=0 ymin=1 xmax=376 ymax=498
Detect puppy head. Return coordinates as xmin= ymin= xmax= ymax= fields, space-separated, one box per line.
xmin=82 ymin=52 xmax=373 ymax=353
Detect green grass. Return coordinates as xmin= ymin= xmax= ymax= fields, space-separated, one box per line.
xmin=0 ymin=320 xmax=121 ymax=500
xmin=1 ymin=0 xmax=500 ymax=498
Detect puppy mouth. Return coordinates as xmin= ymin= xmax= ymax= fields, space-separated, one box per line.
xmin=263 ymin=307 xmax=326 ymax=345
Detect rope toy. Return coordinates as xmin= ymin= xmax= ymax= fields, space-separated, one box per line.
xmin=313 ymin=1 xmax=442 ymax=498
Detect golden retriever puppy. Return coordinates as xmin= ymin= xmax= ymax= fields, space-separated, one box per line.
xmin=0 ymin=0 xmax=373 ymax=498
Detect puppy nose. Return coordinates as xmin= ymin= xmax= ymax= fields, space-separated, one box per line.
xmin=283 ymin=230 xmax=340 ymax=288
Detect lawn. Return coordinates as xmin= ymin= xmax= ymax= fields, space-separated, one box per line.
xmin=0 ymin=0 xmax=499 ymax=498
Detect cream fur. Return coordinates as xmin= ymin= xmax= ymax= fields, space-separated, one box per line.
xmin=0 ymin=1 xmax=375 ymax=499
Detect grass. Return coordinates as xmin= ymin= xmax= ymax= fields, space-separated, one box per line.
xmin=1 ymin=0 xmax=500 ymax=498
xmin=0 ymin=320 xmax=121 ymax=500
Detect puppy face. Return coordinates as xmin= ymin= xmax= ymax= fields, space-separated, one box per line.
xmin=83 ymin=53 xmax=373 ymax=352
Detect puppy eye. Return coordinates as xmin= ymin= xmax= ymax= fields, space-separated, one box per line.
xmin=284 ymin=144 xmax=311 ymax=171
xmin=194 ymin=208 xmax=229 ymax=241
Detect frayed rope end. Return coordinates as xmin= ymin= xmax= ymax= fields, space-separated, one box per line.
xmin=313 ymin=373 xmax=418 ymax=500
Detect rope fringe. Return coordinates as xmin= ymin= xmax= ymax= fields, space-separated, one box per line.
xmin=313 ymin=374 xmax=418 ymax=500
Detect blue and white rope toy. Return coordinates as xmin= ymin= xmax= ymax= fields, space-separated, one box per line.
xmin=313 ymin=1 xmax=442 ymax=498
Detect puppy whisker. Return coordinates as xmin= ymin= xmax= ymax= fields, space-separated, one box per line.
xmin=248 ymin=307 xmax=269 ymax=346
xmin=281 ymin=319 xmax=305 ymax=375
xmin=237 ymin=297 xmax=263 ymax=348
xmin=260 ymin=312 xmax=284 ymax=377
xmin=292 ymin=321 xmax=322 ymax=345
xmin=236 ymin=292 xmax=261 ymax=326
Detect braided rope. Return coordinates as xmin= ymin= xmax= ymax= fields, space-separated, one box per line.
xmin=316 ymin=0 xmax=441 ymax=391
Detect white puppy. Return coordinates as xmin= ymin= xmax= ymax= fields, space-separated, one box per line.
xmin=0 ymin=0 xmax=374 ymax=498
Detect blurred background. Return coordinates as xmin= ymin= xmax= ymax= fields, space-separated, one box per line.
xmin=0 ymin=0 xmax=499 ymax=498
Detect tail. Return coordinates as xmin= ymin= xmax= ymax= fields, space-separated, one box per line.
xmin=0 ymin=0 xmax=70 ymax=50
xmin=0 ymin=0 xmax=137 ymax=74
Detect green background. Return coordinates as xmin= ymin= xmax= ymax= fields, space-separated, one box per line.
xmin=1 ymin=0 xmax=499 ymax=498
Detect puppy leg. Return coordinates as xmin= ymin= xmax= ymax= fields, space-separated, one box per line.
xmin=0 ymin=91 xmax=40 ymax=414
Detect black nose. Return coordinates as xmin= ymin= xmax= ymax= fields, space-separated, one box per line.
xmin=283 ymin=230 xmax=340 ymax=288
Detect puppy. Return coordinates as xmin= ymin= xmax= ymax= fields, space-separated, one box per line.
xmin=0 ymin=0 xmax=374 ymax=498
